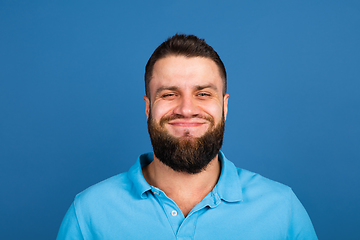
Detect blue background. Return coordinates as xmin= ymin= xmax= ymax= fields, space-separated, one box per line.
xmin=1 ymin=1 xmax=359 ymax=239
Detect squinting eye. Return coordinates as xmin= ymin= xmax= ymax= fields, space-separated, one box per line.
xmin=198 ymin=93 xmax=210 ymax=97
xmin=162 ymin=93 xmax=176 ymax=98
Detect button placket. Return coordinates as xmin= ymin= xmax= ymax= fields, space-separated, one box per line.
xmin=151 ymin=186 xmax=184 ymax=235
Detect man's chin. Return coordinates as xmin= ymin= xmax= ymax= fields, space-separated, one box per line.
xmin=177 ymin=136 xmax=197 ymax=146
xmin=167 ymin=128 xmax=210 ymax=139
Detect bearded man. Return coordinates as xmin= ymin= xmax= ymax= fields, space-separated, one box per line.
xmin=57 ymin=34 xmax=318 ymax=240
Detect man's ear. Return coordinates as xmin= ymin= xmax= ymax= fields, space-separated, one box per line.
xmin=144 ymin=96 xmax=150 ymax=120
xmin=223 ymin=94 xmax=229 ymax=120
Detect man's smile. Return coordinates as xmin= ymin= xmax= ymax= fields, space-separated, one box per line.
xmin=167 ymin=119 xmax=208 ymax=127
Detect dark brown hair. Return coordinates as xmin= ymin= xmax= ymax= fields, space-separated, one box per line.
xmin=144 ymin=34 xmax=227 ymax=97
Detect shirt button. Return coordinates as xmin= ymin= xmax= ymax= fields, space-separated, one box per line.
xmin=171 ymin=210 xmax=177 ymax=216
xmin=153 ymin=191 xmax=159 ymax=195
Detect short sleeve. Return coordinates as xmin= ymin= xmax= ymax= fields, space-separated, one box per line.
xmin=287 ymin=189 xmax=318 ymax=240
xmin=56 ymin=202 xmax=84 ymax=240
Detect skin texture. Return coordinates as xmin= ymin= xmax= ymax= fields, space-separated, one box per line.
xmin=143 ymin=55 xmax=229 ymax=216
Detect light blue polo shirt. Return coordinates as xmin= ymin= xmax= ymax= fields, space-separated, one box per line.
xmin=57 ymin=151 xmax=318 ymax=240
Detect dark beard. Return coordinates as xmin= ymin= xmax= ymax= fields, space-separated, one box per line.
xmin=147 ymin=112 xmax=225 ymax=174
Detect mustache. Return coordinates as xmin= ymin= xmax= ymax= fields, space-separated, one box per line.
xmin=159 ymin=114 xmax=214 ymax=127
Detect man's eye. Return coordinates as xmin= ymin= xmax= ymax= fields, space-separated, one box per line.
xmin=162 ymin=93 xmax=176 ymax=98
xmin=197 ymin=92 xmax=210 ymax=97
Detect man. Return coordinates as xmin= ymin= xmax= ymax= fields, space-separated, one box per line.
xmin=57 ymin=34 xmax=318 ymax=239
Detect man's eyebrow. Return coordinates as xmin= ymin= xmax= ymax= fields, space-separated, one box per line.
xmin=195 ymin=84 xmax=218 ymax=91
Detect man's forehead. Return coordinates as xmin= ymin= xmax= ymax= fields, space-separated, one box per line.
xmin=153 ymin=55 xmax=218 ymax=70
xmin=151 ymin=56 xmax=222 ymax=82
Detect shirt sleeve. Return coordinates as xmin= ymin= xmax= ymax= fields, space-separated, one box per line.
xmin=56 ymin=202 xmax=85 ymax=240
xmin=287 ymin=189 xmax=318 ymax=240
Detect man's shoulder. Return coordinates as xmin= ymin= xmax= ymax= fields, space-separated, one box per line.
xmin=235 ymin=166 xmax=293 ymax=202
xmin=74 ymin=172 xmax=132 ymax=206
xmin=221 ymin=153 xmax=291 ymax=196
xmin=237 ymin=167 xmax=289 ymax=190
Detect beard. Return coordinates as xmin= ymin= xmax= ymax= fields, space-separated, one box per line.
xmin=147 ymin=111 xmax=225 ymax=174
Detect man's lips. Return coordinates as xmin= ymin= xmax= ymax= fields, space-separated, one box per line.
xmin=167 ymin=120 xmax=208 ymax=127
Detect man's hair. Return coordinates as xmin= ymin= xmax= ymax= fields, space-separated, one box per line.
xmin=145 ymin=34 xmax=227 ymax=98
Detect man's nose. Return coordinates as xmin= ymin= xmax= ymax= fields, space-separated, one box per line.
xmin=173 ymin=95 xmax=199 ymax=117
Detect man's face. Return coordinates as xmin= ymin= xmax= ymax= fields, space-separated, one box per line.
xmin=145 ymin=55 xmax=228 ymax=138
xmin=144 ymin=55 xmax=229 ymax=173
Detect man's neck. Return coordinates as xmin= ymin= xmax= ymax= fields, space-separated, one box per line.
xmin=142 ymin=154 xmax=221 ymax=217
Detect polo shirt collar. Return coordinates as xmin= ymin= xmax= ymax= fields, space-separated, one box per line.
xmin=215 ymin=151 xmax=243 ymax=203
xmin=127 ymin=151 xmax=243 ymax=202
xmin=127 ymin=153 xmax=153 ymax=199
